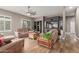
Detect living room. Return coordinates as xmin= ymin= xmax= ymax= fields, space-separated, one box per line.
xmin=0 ymin=6 xmax=79 ymax=53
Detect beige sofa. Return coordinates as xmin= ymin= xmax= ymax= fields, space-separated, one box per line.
xmin=0 ymin=38 xmax=24 ymax=53
xmin=16 ymin=28 xmax=29 ymax=38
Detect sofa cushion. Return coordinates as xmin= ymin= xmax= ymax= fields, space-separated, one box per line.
xmin=43 ymin=32 xmax=51 ymax=40
xmin=3 ymin=36 xmax=15 ymax=44
xmin=0 ymin=37 xmax=4 ymax=46
xmin=4 ymin=39 xmax=12 ymax=44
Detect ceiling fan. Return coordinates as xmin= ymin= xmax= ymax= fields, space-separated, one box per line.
xmin=26 ymin=6 xmax=36 ymax=16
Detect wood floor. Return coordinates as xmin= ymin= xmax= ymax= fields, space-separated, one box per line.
xmin=22 ymin=38 xmax=79 ymax=53
xmin=22 ymin=38 xmax=61 ymax=53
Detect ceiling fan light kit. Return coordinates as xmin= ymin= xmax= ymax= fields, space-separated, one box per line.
xmin=26 ymin=6 xmax=36 ymax=16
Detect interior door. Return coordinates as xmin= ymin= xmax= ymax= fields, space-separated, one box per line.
xmin=70 ymin=18 xmax=75 ymax=33
xmin=66 ymin=17 xmax=75 ymax=34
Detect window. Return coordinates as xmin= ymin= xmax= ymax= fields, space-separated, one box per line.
xmin=0 ymin=16 xmax=12 ymax=35
xmin=5 ymin=21 xmax=11 ymax=30
xmin=0 ymin=20 xmax=4 ymax=31
xmin=21 ymin=19 xmax=31 ymax=29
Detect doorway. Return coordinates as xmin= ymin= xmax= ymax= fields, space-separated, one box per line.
xmin=34 ymin=21 xmax=42 ymax=33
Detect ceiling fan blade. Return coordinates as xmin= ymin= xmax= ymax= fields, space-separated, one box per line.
xmin=26 ymin=6 xmax=36 ymax=16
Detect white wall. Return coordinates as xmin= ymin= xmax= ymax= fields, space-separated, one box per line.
xmin=76 ymin=8 xmax=79 ymax=36
xmin=0 ymin=9 xmax=33 ymax=35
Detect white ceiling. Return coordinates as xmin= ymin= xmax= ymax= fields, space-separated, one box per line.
xmin=0 ymin=6 xmax=77 ymax=17
xmin=0 ymin=6 xmax=64 ymax=17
